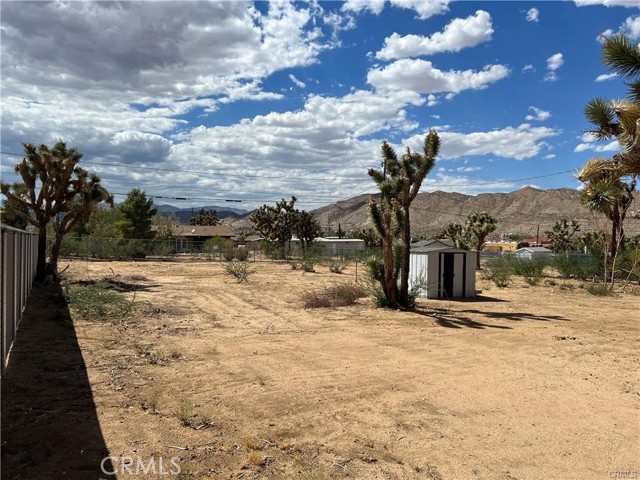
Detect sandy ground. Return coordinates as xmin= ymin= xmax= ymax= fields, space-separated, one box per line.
xmin=3 ymin=259 xmax=639 ymax=479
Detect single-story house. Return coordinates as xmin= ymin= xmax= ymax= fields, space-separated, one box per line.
xmin=313 ymin=237 xmax=365 ymax=254
xmin=409 ymin=240 xmax=476 ymax=299
xmin=484 ymin=241 xmax=519 ymax=253
xmin=514 ymin=246 xmax=553 ymax=260
xmin=174 ymin=225 xmax=236 ymax=252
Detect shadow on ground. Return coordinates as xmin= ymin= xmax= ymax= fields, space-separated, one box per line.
xmin=1 ymin=281 xmax=114 ymax=479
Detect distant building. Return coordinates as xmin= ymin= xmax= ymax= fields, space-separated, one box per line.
xmin=484 ymin=241 xmax=518 ymax=253
xmin=173 ymin=225 xmax=236 ymax=252
xmin=515 ymin=246 xmax=553 ymax=261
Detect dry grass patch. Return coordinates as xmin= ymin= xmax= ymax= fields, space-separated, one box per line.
xmin=302 ymin=282 xmax=367 ymax=308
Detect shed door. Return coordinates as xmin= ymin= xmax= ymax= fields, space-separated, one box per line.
xmin=441 ymin=253 xmax=455 ymax=299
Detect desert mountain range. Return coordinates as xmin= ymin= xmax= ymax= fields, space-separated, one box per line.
xmin=222 ymin=187 xmax=640 ymax=239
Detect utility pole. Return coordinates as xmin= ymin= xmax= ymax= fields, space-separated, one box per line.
xmin=536 ymin=224 xmax=540 ymax=247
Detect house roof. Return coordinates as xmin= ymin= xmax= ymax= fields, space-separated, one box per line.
xmin=174 ymin=225 xmax=236 ymax=237
xmin=516 ymin=247 xmax=553 ymax=253
xmin=410 ymin=239 xmax=456 ymax=251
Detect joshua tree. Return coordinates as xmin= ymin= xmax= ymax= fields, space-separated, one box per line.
xmin=1 ymin=183 xmax=29 ymax=229
xmin=294 ymin=210 xmax=322 ymax=256
xmin=466 ymin=212 xmax=498 ymax=270
xmin=0 ymin=141 xmax=112 ymax=280
xmin=368 ymin=131 xmax=439 ymax=309
xmin=584 ymin=34 xmax=640 ymax=177
xmin=440 ymin=223 xmax=472 ymax=250
xmin=189 ymin=208 xmax=219 ymax=226
xmin=545 ymin=219 xmax=581 ymax=253
xmin=250 ymin=196 xmax=298 ymax=258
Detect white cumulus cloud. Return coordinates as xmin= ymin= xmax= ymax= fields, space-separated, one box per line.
xmin=367 ymin=59 xmax=510 ymax=94
xmin=595 ymin=72 xmax=618 ymax=82
xmin=376 ymin=10 xmax=493 ymax=60
xmin=544 ymin=53 xmax=564 ymax=81
xmin=525 ymin=106 xmax=551 ymax=121
xmin=526 ymin=8 xmax=540 ymax=22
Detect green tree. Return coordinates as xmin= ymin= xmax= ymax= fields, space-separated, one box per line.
xmin=0 ymin=141 xmax=112 ymax=280
xmin=250 ymin=196 xmax=298 ymax=258
xmin=367 ymin=131 xmax=439 ymax=309
xmin=189 ymin=208 xmax=219 ymax=226
xmin=87 ymin=208 xmax=125 ymax=239
xmin=152 ymin=212 xmax=179 ymax=239
xmin=1 ymin=183 xmax=29 ymax=229
xmin=545 ymin=219 xmax=581 ymax=253
xmin=118 ymin=188 xmax=157 ymax=239
xmin=466 ymin=212 xmax=498 ymax=270
xmin=294 ymin=210 xmax=322 ymax=256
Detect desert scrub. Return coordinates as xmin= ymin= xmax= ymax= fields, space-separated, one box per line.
xmin=327 ymin=259 xmax=348 ymax=273
xmin=224 ymin=261 xmax=255 ymax=283
xmin=301 ymin=258 xmax=316 ymax=273
xmin=512 ymin=258 xmax=546 ymax=285
xmin=302 ymin=282 xmax=367 ymax=308
xmin=142 ymin=386 xmax=164 ymax=414
xmin=64 ymin=279 xmax=133 ymax=321
xmin=483 ymin=258 xmax=514 ymax=288
xmin=585 ymin=283 xmax=613 ymax=296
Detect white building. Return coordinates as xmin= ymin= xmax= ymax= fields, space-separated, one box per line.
xmin=514 ymin=247 xmax=553 ymax=261
xmin=409 ymin=241 xmax=477 ymax=299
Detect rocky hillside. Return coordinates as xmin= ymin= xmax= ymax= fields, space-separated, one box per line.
xmin=224 ymin=187 xmax=640 ymax=239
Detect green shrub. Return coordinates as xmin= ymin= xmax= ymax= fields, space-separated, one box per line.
xmin=224 ymin=261 xmax=255 ymax=283
xmin=235 ymin=247 xmax=250 ymax=262
xmin=512 ymin=259 xmax=545 ymax=285
xmin=222 ymin=248 xmax=235 ymax=262
xmin=327 ymin=259 xmax=348 ymax=274
xmin=552 ymin=254 xmax=603 ymax=280
xmin=483 ymin=257 xmax=514 ymax=287
xmin=301 ymin=258 xmax=316 ymax=273
xmin=585 ymin=283 xmax=612 ymax=296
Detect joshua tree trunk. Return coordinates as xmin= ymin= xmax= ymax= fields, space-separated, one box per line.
xmin=399 ymin=208 xmax=411 ymax=308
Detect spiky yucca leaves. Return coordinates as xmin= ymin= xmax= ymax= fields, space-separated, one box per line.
xmin=583 ymin=34 xmax=640 ymax=177
xmin=367 ymin=131 xmax=439 ymax=309
xmin=440 ymin=223 xmax=472 ymax=250
xmin=0 ymin=141 xmax=113 ymax=279
xmin=577 ymin=157 xmax=635 ymax=259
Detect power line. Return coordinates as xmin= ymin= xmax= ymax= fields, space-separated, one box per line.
xmin=0 ymin=150 xmax=575 ymax=187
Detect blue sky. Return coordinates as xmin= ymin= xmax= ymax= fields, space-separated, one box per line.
xmin=1 ymin=0 xmax=639 ymax=211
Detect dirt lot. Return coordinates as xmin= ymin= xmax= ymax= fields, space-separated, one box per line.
xmin=3 ymin=259 xmax=639 ymax=479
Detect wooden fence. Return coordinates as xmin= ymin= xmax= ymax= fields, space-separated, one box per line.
xmin=1 ymin=225 xmax=38 ymax=372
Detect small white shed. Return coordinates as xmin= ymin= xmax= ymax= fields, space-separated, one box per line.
xmin=409 ymin=241 xmax=476 ymax=299
xmin=515 ymin=247 xmax=553 ymax=260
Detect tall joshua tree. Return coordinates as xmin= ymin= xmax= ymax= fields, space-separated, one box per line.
xmin=1 ymin=141 xmax=113 ymax=280
xmin=368 ymin=130 xmax=439 ymax=309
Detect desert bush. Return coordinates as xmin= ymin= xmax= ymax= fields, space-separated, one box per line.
xmin=235 ymin=247 xmax=250 ymax=261
xmin=224 ymin=261 xmax=255 ymax=283
xmin=289 ymin=261 xmax=299 ymax=270
xmin=551 ymin=254 xmax=603 ymax=280
xmin=222 ymin=248 xmax=235 ymax=262
xmin=585 ymin=283 xmax=612 ymax=296
xmin=327 ymin=259 xmax=348 ymax=274
xmin=302 ymin=282 xmax=367 ymax=308
xmin=483 ymin=257 xmax=514 ymax=287
xmin=512 ymin=258 xmax=545 ymax=285
xmin=301 ymin=258 xmax=316 ymax=273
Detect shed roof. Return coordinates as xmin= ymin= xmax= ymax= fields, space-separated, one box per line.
xmin=410 ymin=239 xmax=458 ymax=252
